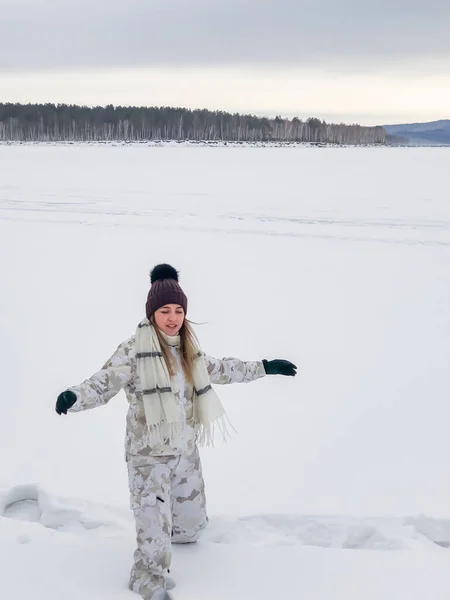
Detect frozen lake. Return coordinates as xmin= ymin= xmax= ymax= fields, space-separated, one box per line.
xmin=1 ymin=144 xmax=450 ymax=599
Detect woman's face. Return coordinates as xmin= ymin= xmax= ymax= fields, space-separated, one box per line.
xmin=154 ymin=304 xmax=185 ymax=336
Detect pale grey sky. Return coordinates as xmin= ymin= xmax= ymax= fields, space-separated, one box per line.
xmin=1 ymin=0 xmax=449 ymax=124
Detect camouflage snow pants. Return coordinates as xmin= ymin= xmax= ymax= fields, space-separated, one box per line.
xmin=127 ymin=446 xmax=208 ymax=599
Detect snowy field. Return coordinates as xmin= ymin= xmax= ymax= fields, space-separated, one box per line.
xmin=1 ymin=144 xmax=450 ymax=599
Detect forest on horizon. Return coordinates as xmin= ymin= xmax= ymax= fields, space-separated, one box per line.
xmin=0 ymin=102 xmax=386 ymax=145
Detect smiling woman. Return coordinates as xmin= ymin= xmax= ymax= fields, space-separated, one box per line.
xmin=154 ymin=305 xmax=185 ymax=336
xmin=54 ymin=262 xmax=296 ymax=600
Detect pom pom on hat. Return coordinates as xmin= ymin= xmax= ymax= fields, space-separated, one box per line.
xmin=150 ymin=264 xmax=179 ymax=283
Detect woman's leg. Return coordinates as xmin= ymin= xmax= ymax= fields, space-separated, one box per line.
xmin=127 ymin=458 xmax=173 ymax=599
xmin=171 ymin=446 xmax=208 ymax=543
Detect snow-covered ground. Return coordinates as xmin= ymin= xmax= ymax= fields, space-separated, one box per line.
xmin=1 ymin=144 xmax=450 ymax=599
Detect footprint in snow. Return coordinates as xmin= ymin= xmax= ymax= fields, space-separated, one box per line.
xmin=0 ymin=483 xmax=130 ymax=534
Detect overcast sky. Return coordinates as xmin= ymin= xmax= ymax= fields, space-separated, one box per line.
xmin=1 ymin=0 xmax=449 ymax=124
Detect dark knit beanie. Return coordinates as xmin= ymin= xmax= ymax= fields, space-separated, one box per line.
xmin=145 ymin=264 xmax=188 ymax=319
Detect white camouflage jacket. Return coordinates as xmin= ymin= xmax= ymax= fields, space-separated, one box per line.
xmin=68 ymin=335 xmax=266 ymax=459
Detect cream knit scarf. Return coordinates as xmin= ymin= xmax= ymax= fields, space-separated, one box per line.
xmin=135 ymin=318 xmax=231 ymax=447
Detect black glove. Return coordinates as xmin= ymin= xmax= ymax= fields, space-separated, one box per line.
xmin=262 ymin=359 xmax=297 ymax=376
xmin=55 ymin=390 xmax=77 ymax=415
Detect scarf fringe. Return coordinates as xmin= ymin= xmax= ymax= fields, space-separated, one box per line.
xmin=196 ymin=413 xmax=237 ymax=448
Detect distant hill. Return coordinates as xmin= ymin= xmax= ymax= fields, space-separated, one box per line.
xmin=384 ymin=120 xmax=450 ymax=146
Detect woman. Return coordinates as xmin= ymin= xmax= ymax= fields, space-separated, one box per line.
xmin=55 ymin=264 xmax=297 ymax=600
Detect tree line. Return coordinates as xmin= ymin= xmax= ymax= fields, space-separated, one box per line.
xmin=0 ymin=103 xmax=386 ymax=145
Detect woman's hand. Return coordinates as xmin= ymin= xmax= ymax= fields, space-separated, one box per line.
xmin=262 ymin=359 xmax=297 ymax=376
xmin=55 ymin=390 xmax=77 ymax=415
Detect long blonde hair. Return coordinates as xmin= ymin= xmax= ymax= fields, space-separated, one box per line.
xmin=152 ymin=318 xmax=200 ymax=383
